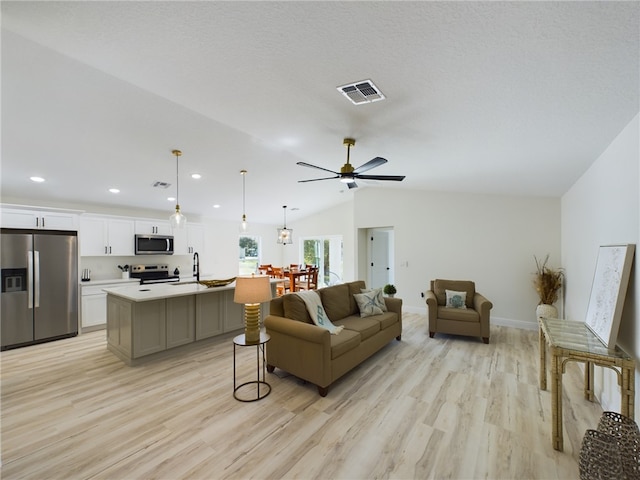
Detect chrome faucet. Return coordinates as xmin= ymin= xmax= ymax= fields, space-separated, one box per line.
xmin=193 ymin=252 xmax=200 ymax=282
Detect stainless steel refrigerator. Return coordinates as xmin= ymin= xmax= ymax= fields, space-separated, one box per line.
xmin=1 ymin=229 xmax=78 ymax=350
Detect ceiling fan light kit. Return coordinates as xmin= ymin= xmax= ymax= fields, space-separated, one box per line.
xmin=297 ymin=137 xmax=405 ymax=189
xmin=169 ymin=149 xmax=187 ymax=228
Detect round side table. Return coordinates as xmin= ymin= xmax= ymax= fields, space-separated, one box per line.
xmin=233 ymin=331 xmax=271 ymax=402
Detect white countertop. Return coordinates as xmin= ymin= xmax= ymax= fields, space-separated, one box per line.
xmin=103 ymin=278 xmax=279 ymax=302
xmin=80 ymin=278 xmax=140 ymax=287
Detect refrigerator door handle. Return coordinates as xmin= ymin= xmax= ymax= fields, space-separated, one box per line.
xmin=28 ymin=250 xmax=34 ymax=309
xmin=34 ymin=250 xmax=40 ymax=308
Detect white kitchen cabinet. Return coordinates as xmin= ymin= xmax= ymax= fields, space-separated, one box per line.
xmin=80 ymin=215 xmax=135 ymax=256
xmin=1 ymin=205 xmax=79 ymax=230
xmin=173 ymin=223 xmax=205 ymax=255
xmin=81 ymin=281 xmax=138 ymax=331
xmin=134 ymin=220 xmax=172 ymax=235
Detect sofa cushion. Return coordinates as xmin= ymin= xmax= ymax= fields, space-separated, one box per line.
xmin=335 ymin=315 xmax=381 ymax=341
xmin=438 ymin=306 xmax=480 ymax=323
xmin=434 ymin=279 xmax=475 ymax=308
xmin=330 ymin=328 xmax=361 ymax=359
xmin=376 ymin=311 xmax=399 ymax=330
xmin=353 ymin=291 xmax=384 ymax=317
xmin=320 ymin=283 xmax=352 ymax=321
xmin=282 ymin=294 xmax=312 ymax=323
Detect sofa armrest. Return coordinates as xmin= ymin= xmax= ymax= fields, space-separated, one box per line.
xmin=264 ymin=314 xmax=332 ymax=388
xmin=264 ymin=315 xmax=329 ymax=344
xmin=383 ymin=297 xmax=403 ymax=320
xmin=425 ymin=290 xmax=438 ymax=321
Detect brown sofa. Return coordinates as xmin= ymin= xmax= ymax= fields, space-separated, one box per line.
xmin=265 ymin=281 xmax=402 ymax=396
xmin=425 ymin=279 xmax=492 ymax=344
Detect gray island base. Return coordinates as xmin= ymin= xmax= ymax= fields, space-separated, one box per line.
xmin=104 ymin=281 xmax=276 ymax=365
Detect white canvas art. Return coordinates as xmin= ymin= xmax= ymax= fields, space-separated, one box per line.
xmin=585 ymin=244 xmax=635 ymax=347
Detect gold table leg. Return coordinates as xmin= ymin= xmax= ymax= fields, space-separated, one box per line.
xmin=539 ymin=325 xmax=547 ymax=390
xmin=551 ymin=348 xmax=563 ymax=451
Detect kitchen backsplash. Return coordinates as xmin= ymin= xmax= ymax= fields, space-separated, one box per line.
xmin=80 ymin=255 xmax=192 ymax=281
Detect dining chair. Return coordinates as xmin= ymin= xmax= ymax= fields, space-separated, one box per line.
xmin=271 ymin=267 xmax=288 ymax=295
xmin=298 ymin=266 xmax=319 ymax=291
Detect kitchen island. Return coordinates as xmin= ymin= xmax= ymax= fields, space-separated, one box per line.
xmin=103 ymin=280 xmax=277 ymax=365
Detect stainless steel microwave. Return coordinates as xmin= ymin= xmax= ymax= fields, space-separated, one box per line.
xmin=134 ymin=234 xmax=174 ymax=255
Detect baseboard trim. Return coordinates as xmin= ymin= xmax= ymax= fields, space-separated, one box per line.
xmin=401 ymin=308 xmax=538 ymax=331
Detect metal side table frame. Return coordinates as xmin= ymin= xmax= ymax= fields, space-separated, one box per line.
xmin=233 ymin=331 xmax=271 ymax=402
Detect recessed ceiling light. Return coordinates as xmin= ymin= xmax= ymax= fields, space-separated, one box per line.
xmin=167 ymin=196 xmax=176 ymax=202
xmin=30 ymin=176 xmax=45 ymax=183
xmin=109 ymin=188 xmax=120 ymax=194
xmin=191 ymin=173 xmax=201 ymax=179
xmin=212 ymin=204 xmax=221 ymax=209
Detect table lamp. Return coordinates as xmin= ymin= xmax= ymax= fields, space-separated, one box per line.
xmin=234 ymin=275 xmax=272 ymax=343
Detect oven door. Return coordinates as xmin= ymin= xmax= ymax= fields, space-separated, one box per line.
xmin=134 ymin=235 xmax=174 ymax=255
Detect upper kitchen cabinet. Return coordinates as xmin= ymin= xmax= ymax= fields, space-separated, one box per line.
xmin=1 ymin=205 xmax=79 ymax=231
xmin=80 ymin=215 xmax=135 ymax=256
xmin=134 ymin=220 xmax=172 ymax=236
xmin=173 ymin=223 xmax=205 ymax=255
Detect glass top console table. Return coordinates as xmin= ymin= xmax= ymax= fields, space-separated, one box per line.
xmin=538 ymin=317 xmax=635 ymax=451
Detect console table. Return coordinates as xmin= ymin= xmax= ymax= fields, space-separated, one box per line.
xmin=538 ymin=317 xmax=635 ymax=451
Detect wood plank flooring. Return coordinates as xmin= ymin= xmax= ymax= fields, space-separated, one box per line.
xmin=1 ymin=313 xmax=602 ymax=479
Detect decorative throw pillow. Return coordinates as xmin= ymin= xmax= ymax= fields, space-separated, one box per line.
xmin=360 ymin=288 xmax=388 ymax=312
xmin=445 ymin=290 xmax=467 ymax=309
xmin=353 ymin=291 xmax=385 ymax=317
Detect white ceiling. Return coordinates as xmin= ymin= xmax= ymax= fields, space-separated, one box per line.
xmin=2 ymin=1 xmax=639 ymax=225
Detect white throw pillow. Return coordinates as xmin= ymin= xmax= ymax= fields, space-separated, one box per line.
xmin=445 ymin=289 xmax=467 ymax=309
xmin=354 ymin=291 xmax=385 ymax=317
xmin=360 ymin=288 xmax=388 ymax=312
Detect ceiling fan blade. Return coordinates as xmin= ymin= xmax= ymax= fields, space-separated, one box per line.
xmin=296 ymin=161 xmax=339 ymax=175
xmin=346 ymin=181 xmax=358 ymax=189
xmin=298 ymin=176 xmax=339 ymax=183
xmin=355 ymin=174 xmax=406 ymax=182
xmin=353 ymin=157 xmax=387 ymax=174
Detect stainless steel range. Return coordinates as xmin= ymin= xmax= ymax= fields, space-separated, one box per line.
xmin=130 ymin=264 xmax=180 ymax=284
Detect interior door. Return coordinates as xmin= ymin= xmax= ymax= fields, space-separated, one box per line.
xmin=369 ymin=229 xmax=392 ymax=289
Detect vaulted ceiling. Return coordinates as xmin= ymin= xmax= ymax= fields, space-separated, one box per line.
xmin=2 ymin=2 xmax=638 ymax=225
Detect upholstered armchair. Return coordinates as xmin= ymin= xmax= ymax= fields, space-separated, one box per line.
xmin=425 ymin=279 xmax=492 ymax=344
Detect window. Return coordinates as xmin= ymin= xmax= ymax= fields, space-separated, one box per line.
xmin=300 ymin=235 xmax=343 ymax=287
xmin=239 ymin=235 xmax=260 ymax=275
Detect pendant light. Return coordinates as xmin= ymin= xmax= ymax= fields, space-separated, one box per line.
xmin=277 ymin=205 xmax=293 ymax=245
xmin=240 ymin=169 xmax=248 ymax=232
xmin=169 ymin=149 xmax=187 ymax=228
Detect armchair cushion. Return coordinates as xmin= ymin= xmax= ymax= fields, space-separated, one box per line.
xmin=433 ymin=279 xmax=475 ymax=308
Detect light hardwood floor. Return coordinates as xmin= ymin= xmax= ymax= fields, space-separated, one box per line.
xmin=2 ymin=313 xmax=602 ymax=479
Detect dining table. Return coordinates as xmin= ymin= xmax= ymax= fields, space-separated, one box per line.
xmin=283 ymin=269 xmax=309 ymax=292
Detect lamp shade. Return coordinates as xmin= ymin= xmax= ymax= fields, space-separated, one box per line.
xmin=234 ymin=275 xmax=272 ymax=304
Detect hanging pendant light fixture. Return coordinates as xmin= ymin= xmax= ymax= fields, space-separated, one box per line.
xmin=240 ymin=169 xmax=248 ymax=232
xmin=277 ymin=205 xmax=293 ymax=245
xmin=169 ymin=149 xmax=187 ymax=228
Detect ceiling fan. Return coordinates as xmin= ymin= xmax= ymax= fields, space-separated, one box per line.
xmin=297 ymin=138 xmax=405 ymax=189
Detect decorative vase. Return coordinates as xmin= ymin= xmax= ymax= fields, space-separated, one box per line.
xmin=536 ymin=303 xmax=558 ymax=320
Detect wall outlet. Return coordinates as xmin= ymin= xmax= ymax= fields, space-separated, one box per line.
xmin=420 ymin=292 xmax=425 ymax=298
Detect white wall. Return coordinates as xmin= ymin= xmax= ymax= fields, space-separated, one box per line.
xmin=561 ymin=113 xmax=639 ymax=415
xmin=348 ymin=188 xmax=560 ymax=326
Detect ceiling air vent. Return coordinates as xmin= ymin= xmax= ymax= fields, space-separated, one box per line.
xmin=152 ymin=181 xmax=171 ymax=189
xmin=337 ymin=80 xmax=385 ymax=105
